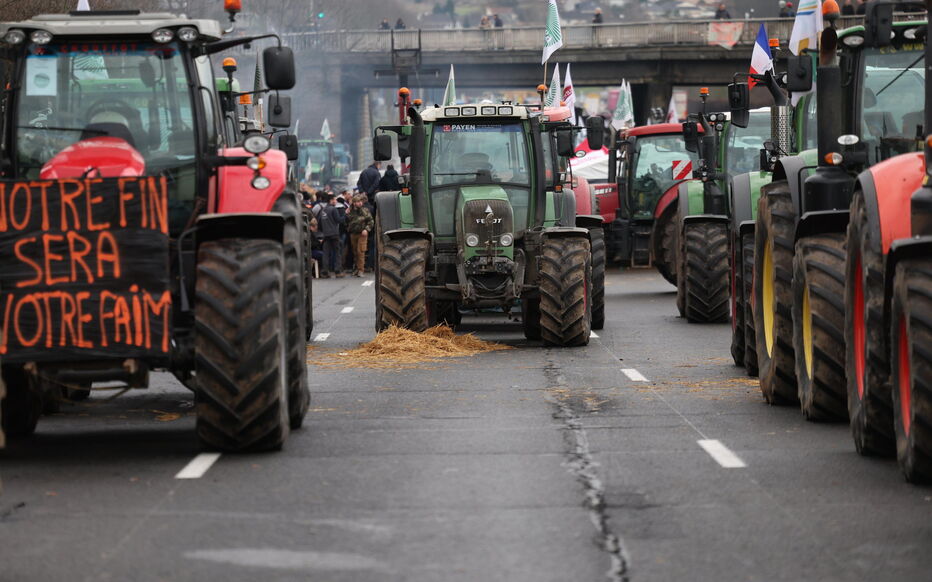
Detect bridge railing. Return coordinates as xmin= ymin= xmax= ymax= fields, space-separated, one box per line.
xmin=278 ymin=15 xmax=923 ymax=53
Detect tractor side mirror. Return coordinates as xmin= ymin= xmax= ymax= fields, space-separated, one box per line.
xmin=397 ymin=134 xmax=410 ymax=159
xmin=585 ymin=116 xmax=604 ymax=150
xmin=262 ymin=46 xmax=296 ymax=90
xmin=277 ymin=134 xmax=299 ymax=161
xmin=786 ymin=55 xmax=813 ymax=93
xmin=555 ymin=129 xmax=575 ymax=157
xmin=267 ymin=94 xmax=291 ymax=128
xmin=373 ymin=133 xmax=393 ymax=161
xmin=682 ymin=121 xmax=699 ymax=153
xmin=864 ymin=2 xmax=894 ymax=48
xmin=728 ymin=82 xmax=750 ymax=129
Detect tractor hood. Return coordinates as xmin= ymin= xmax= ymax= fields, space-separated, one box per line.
xmin=457 ymin=185 xmax=515 ymax=261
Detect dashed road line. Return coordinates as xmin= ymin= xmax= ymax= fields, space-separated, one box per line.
xmin=361 ymin=280 xmax=374 ymax=287
xmin=590 ymin=331 xmax=599 ymax=338
xmin=697 ymin=439 xmax=747 ymax=468
xmin=341 ymin=306 xmax=355 ymax=314
xmin=314 ymin=333 xmax=331 ymax=342
xmin=175 ymin=453 xmax=222 ymax=479
xmin=621 ymin=368 xmax=648 ymax=382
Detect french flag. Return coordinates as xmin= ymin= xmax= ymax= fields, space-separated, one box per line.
xmin=749 ymin=23 xmax=773 ymax=89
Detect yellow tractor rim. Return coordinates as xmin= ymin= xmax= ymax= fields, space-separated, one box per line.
xmin=802 ymin=282 xmax=814 ymax=379
xmin=762 ymin=237 xmax=775 ymax=356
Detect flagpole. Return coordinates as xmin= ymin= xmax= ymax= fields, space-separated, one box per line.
xmin=543 ymin=61 xmax=548 ymax=89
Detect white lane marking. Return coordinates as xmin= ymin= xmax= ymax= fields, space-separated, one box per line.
xmin=341 ymin=306 xmax=355 ymax=314
xmin=621 ymin=368 xmax=648 ymax=382
xmin=314 ymin=333 xmax=331 ymax=342
xmin=175 ymin=453 xmax=222 ymax=479
xmin=590 ymin=332 xmax=599 ymax=338
xmin=697 ymin=439 xmax=747 ymax=468
xmin=361 ymin=280 xmax=374 ymax=287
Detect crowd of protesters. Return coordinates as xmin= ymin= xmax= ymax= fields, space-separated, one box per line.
xmin=299 ymin=161 xmax=401 ymax=279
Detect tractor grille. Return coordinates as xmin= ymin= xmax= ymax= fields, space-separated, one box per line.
xmin=461 ymin=199 xmax=513 ymax=252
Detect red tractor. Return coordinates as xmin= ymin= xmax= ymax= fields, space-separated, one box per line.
xmin=844 ymin=0 xmax=932 ymax=481
xmin=0 ymin=5 xmax=311 ymax=451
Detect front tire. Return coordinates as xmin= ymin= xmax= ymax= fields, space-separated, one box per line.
xmin=742 ymin=233 xmax=759 ymax=376
xmin=377 ymin=237 xmax=430 ymax=332
xmin=590 ymin=227 xmax=606 ymax=330
xmin=195 ymin=238 xmax=290 ymax=452
xmin=792 ymin=234 xmax=848 ymax=421
xmin=730 ymin=232 xmax=745 ymax=367
xmin=681 ymin=221 xmax=730 ymax=323
xmin=891 ymin=259 xmax=932 ymax=483
xmin=654 ymin=205 xmax=679 ymax=286
xmin=0 ymin=366 xmax=41 ymax=438
xmin=539 ymin=237 xmax=591 ymax=347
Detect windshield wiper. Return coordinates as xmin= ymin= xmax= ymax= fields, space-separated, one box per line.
xmin=15 ymin=125 xmax=105 ymax=134
xmin=875 ymin=53 xmax=924 ymax=97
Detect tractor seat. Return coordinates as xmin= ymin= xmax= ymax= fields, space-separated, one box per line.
xmin=80 ymin=122 xmax=136 ymax=148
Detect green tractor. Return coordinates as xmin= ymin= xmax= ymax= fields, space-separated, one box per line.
xmin=371 ymin=103 xmax=604 ymax=346
xmin=735 ymin=6 xmax=926 ymax=419
xmin=675 ymin=94 xmax=772 ymax=324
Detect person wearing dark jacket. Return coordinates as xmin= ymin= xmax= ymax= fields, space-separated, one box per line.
xmin=714 ymin=3 xmax=731 ymax=18
xmin=841 ymin=0 xmax=855 ymax=14
xmin=312 ymin=193 xmax=346 ymax=277
xmin=379 ymin=164 xmax=400 ymax=192
xmin=357 ymin=161 xmax=382 ymax=204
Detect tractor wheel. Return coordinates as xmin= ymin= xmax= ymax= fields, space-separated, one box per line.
xmin=792 ymin=234 xmax=849 ymax=422
xmin=539 ymin=236 xmax=591 ymax=347
xmin=742 ymin=233 xmax=759 ymax=377
xmin=0 ymin=366 xmax=41 ymax=438
xmin=374 ymin=217 xmax=387 ymax=332
xmin=845 ymin=192 xmax=895 ymax=455
xmin=676 ymin=222 xmax=686 ymax=318
xmin=753 ymin=184 xmax=798 ymax=405
xmin=521 ymin=298 xmax=542 ymax=341
xmin=891 ymin=259 xmax=932 ymax=483
xmin=194 ymin=238 xmax=290 ymax=452
xmin=730 ymin=235 xmax=746 ymax=367
xmin=377 ymin=237 xmax=430 ymax=332
xmin=681 ymin=221 xmax=730 ymax=323
xmin=302 ymin=209 xmax=315 ymax=340
xmin=655 ymin=205 xmax=679 ymax=286
xmin=276 ymin=194 xmax=310 ymax=429
xmin=590 ymin=227 xmax=606 ymax=330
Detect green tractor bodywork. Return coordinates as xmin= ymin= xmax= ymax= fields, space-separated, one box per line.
xmin=372 ymin=104 xmax=600 ymax=346
xmin=736 ymin=15 xmax=927 ymax=413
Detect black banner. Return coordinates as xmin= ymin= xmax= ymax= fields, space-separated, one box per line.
xmin=0 ymin=177 xmax=171 ymax=362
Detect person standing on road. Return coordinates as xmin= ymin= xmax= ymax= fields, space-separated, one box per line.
xmin=379 ymin=164 xmax=400 ymax=192
xmin=714 ymin=3 xmax=732 ymax=18
xmin=357 ymin=160 xmax=382 ymax=205
xmin=312 ymin=192 xmax=346 ymax=278
xmin=347 ymin=194 xmax=375 ymax=277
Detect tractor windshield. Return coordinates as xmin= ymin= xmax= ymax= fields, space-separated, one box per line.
xmin=629 ymin=134 xmax=699 ymax=219
xmin=428 ymin=122 xmax=531 ymax=235
xmin=860 ymin=45 xmax=925 ymax=164
xmin=726 ymin=110 xmax=771 ymax=176
xmin=14 ymin=41 xmax=196 ymax=178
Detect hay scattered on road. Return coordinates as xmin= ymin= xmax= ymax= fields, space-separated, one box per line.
xmin=313 ymin=325 xmax=512 ymax=370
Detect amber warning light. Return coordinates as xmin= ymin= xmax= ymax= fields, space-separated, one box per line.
xmin=224 ymin=0 xmax=243 ymax=13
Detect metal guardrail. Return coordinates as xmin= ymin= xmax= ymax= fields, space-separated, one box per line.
xmin=277 ymin=16 xmax=919 ymax=54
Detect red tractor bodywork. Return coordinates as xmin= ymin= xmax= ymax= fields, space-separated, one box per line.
xmin=216 ymin=148 xmax=289 ymax=214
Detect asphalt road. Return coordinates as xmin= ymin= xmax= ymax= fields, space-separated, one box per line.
xmin=1 ymin=268 xmax=931 ymax=582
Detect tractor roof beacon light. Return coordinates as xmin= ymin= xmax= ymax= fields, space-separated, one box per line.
xmin=822 ymin=0 xmax=840 ymax=25
xmin=224 ymin=0 xmax=242 ymax=32
xmin=222 ymin=57 xmax=238 ymax=74
xmin=537 ymin=84 xmax=548 ymax=103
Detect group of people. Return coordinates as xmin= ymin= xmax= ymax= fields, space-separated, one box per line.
xmin=478 ymin=14 xmax=504 ymax=29
xmin=379 ymin=18 xmax=406 ymax=30
xmin=300 ymin=161 xmax=400 ymax=279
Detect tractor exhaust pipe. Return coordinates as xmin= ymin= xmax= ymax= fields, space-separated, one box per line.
xmin=407 ymin=106 xmax=429 ymax=229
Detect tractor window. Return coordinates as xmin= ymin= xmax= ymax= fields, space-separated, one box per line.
xmin=726 ymin=111 xmax=770 ymax=175
xmin=803 ymin=93 xmax=818 ymax=151
xmin=629 ymin=134 xmax=699 ymax=219
xmin=860 ymin=45 xmax=925 ymax=164
xmin=194 ymin=54 xmax=218 ymax=147
xmin=0 ymin=54 xmax=12 ymax=167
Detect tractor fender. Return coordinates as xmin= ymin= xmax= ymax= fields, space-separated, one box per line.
xmin=375 ymin=191 xmax=403 ymax=232
xmin=683 ymin=214 xmax=729 ymax=225
xmin=677 ymin=179 xmax=710 ymax=218
xmin=542 ymin=226 xmax=590 ymax=238
xmin=573 ymin=175 xmax=593 ymax=215
xmin=655 ymin=183 xmax=681 ymax=219
xmin=796 ymin=209 xmax=849 ymax=241
xmin=553 ymin=191 xmax=578 ymax=227
xmin=737 ymin=220 xmax=756 ymax=239
xmin=592 ymin=182 xmax=619 ymax=224
xmin=857 ymin=152 xmax=923 ymax=257
xmin=884 ymin=235 xmax=932 ymax=316
xmin=216 ymin=148 xmax=288 ymax=214
xmin=575 ymin=214 xmax=604 ymax=230
xmin=771 ymin=151 xmax=815 ymax=217
xmin=383 ymin=228 xmax=431 ymax=242
xmin=195 ymin=213 xmax=284 ymax=246
xmin=730 ymin=172 xmax=754 ymax=230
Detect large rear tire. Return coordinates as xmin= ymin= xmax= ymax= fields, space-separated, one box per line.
xmin=891 ymin=259 xmax=932 ymax=483
xmin=845 ymin=192 xmax=895 ymax=455
xmin=195 ymin=238 xmax=290 ymax=452
xmin=742 ymin=233 xmax=759 ymax=376
xmin=730 ymin=234 xmax=746 ymax=367
xmin=0 ymin=366 xmax=41 ymax=438
xmin=377 ymin=237 xmax=430 ymax=332
xmin=655 ymin=206 xmax=679 ymax=286
xmin=590 ymin=227 xmax=606 ymax=330
xmin=539 ymin=237 xmax=591 ymax=347
xmin=753 ymin=184 xmax=798 ymax=404
xmin=681 ymin=221 xmax=730 ymax=323
xmin=792 ymin=234 xmax=848 ymax=422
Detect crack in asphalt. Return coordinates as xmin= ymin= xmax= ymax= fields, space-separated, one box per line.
xmin=544 ymin=353 xmax=630 ymax=582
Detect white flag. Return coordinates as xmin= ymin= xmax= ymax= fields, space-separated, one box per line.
xmin=320 ymin=118 xmax=331 ymax=140
xmin=542 ymin=0 xmax=563 ymax=64
xmin=441 ymin=65 xmax=456 ymax=106
xmin=666 ymin=93 xmax=677 ymax=123
xmin=612 ymin=80 xmax=634 ymax=130
xmin=545 ymin=64 xmax=561 ymax=108
xmin=77 ymin=0 xmax=91 ymax=10
xmin=562 ymin=63 xmax=577 ymax=125
xmin=789 ymin=0 xmax=823 ymax=55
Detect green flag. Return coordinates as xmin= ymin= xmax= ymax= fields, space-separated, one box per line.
xmin=541 ymin=0 xmax=563 ymax=64
xmin=611 ymin=80 xmax=634 ymax=130
xmin=544 ymin=64 xmax=561 ymax=108
xmin=442 ymin=64 xmax=456 ymax=106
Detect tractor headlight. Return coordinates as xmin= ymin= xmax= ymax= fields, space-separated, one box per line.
xmin=177 ymin=26 xmax=199 ymax=42
xmin=151 ymin=28 xmax=175 ymax=43
xmin=3 ymin=30 xmax=25 ymax=45
xmin=30 ymin=30 xmax=52 ymax=45
xmin=499 ymin=233 xmax=513 ymax=246
xmin=465 ymin=234 xmax=480 ymax=247
xmin=246 ymin=156 xmax=266 ymax=171
xmin=251 ymin=175 xmax=271 ymax=190
xmin=244 ymin=135 xmax=271 ymax=154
